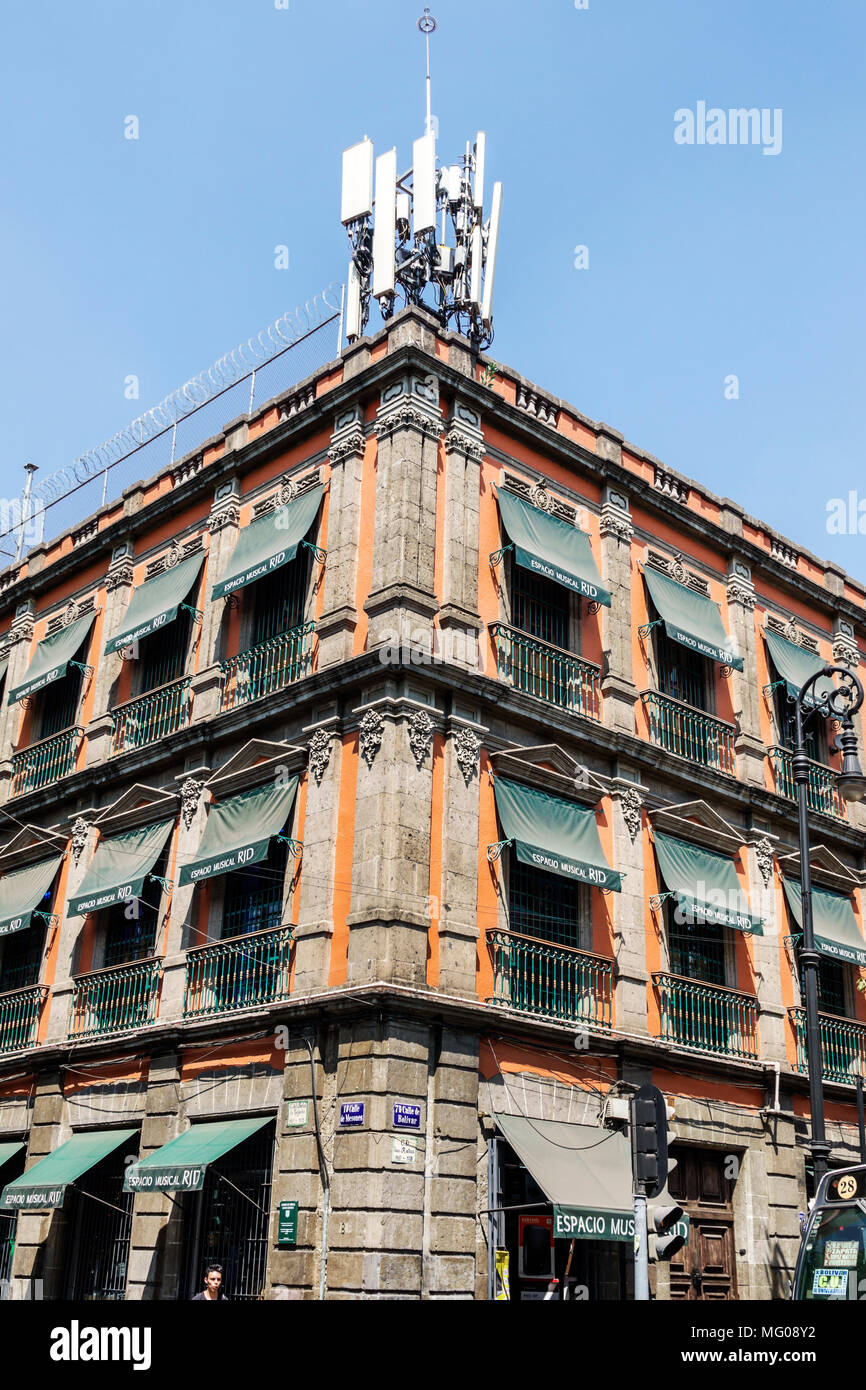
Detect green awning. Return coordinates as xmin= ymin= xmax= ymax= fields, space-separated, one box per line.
xmin=212 ymin=486 xmax=324 ymax=599
xmin=178 ymin=778 xmax=299 ymax=887
xmin=495 ymin=1115 xmax=638 ymax=1242
xmin=492 ymin=777 xmax=621 ymax=892
xmin=764 ymin=631 xmax=835 ymax=711
xmin=8 ymin=612 xmax=96 ymax=705
xmin=0 ymin=1128 xmax=136 ymax=1210
xmin=0 ymin=855 xmax=64 ymax=937
xmin=0 ymin=656 xmax=8 ymax=695
xmin=495 ymin=490 xmax=611 ymax=606
xmin=123 ymin=1117 xmax=270 ymax=1193
xmin=105 ymin=551 xmax=204 ymax=654
xmin=782 ymin=878 xmax=866 ymax=967
xmin=653 ymin=832 xmax=762 ymax=934
xmin=69 ymin=819 xmax=174 ymax=916
xmin=644 ymin=566 xmax=742 ymax=670
xmin=0 ymin=1141 xmax=24 ymax=1172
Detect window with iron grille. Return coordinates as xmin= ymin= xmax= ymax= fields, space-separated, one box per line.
xmin=655 ymin=627 xmax=711 ymax=713
xmin=184 ymin=1121 xmax=275 ymax=1301
xmin=508 ymin=858 xmax=590 ymax=948
xmin=666 ymin=902 xmax=727 ymax=986
xmin=0 ymin=921 xmax=46 ymax=994
xmin=63 ymin=1141 xmax=137 ymax=1301
xmin=511 ymin=565 xmax=571 ymax=651
xmin=136 ymin=610 xmax=192 ymax=695
xmin=797 ymin=947 xmax=849 ymax=1018
xmin=222 ymin=834 xmax=289 ymax=940
xmin=774 ymin=687 xmax=826 ymax=764
xmin=250 ymin=554 xmax=308 ymax=648
xmin=36 ymin=667 xmax=82 ymax=740
xmin=0 ymin=1150 xmax=23 ymax=1298
xmin=101 ymin=845 xmax=169 ymax=968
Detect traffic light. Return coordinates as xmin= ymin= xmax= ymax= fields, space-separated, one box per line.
xmin=647 ymin=1193 xmax=687 ymax=1263
xmin=630 ymin=1084 xmax=669 ymax=1197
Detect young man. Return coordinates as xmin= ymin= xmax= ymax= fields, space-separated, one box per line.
xmin=192 ymin=1265 xmax=229 ymax=1300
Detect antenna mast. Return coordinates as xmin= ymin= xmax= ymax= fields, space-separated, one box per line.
xmin=418 ymin=8 xmax=436 ymax=137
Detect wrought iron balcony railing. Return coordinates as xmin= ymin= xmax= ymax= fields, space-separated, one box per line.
xmin=11 ymin=726 xmax=83 ymax=796
xmin=183 ymin=925 xmax=293 ymax=1019
xmin=218 ymin=622 xmax=314 ymax=712
xmin=768 ymin=746 xmax=846 ymax=821
xmin=653 ymin=971 xmax=759 ymax=1059
xmin=641 ymin=691 xmax=736 ymax=774
xmin=487 ymin=930 xmax=613 ymax=1028
xmin=69 ymin=958 xmax=161 ymax=1039
xmin=0 ymin=985 xmax=47 ymax=1053
xmin=789 ymin=1006 xmax=866 ymax=1085
xmin=110 ymin=676 xmax=192 ymax=755
xmin=489 ymin=623 xmax=602 ymax=721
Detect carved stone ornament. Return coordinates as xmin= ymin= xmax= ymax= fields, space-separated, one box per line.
xmin=784 ymin=618 xmax=800 ymax=645
xmin=754 ymin=837 xmax=774 ymax=888
xmin=359 ymin=709 xmax=384 ymax=768
xmin=443 ymin=425 xmax=485 ymax=461
xmin=308 ymin=728 xmax=334 ymax=785
xmin=376 ymin=403 xmax=441 ymax=440
xmin=63 ymin=600 xmax=79 ymax=627
xmin=620 ymin=787 xmax=642 ymax=843
xmin=530 ymin=483 xmax=555 ymax=514
xmin=599 ymin=504 xmax=634 ymax=542
xmin=453 ymin=726 xmax=480 ymax=784
xmin=279 ymin=474 xmax=299 ymax=506
xmin=106 ymin=551 xmax=134 ymax=591
xmin=328 ymin=424 xmax=366 ymax=463
xmin=164 ymin=540 xmax=182 ymax=569
xmin=180 ymin=777 xmax=204 ymax=830
xmin=669 ymin=552 xmax=688 ymax=585
xmin=726 ymin=576 xmax=756 ymax=610
xmin=70 ymin=817 xmax=90 ymax=865
xmin=408 ymin=708 xmax=435 ymax=769
xmin=833 ymin=628 xmax=859 ymax=669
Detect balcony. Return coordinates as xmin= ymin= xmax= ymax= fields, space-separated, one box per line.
xmin=489 ymin=623 xmax=601 ymax=721
xmin=11 ymin=726 xmax=83 ymax=796
xmin=69 ymin=958 xmax=161 ymax=1039
xmin=0 ymin=985 xmax=47 ymax=1053
xmin=641 ymin=691 xmax=736 ymax=774
xmin=653 ymin=972 xmax=759 ymax=1059
xmin=218 ymin=622 xmax=314 ymax=713
xmin=487 ymin=930 xmax=613 ymax=1028
xmin=183 ymin=925 xmax=293 ymax=1019
xmin=110 ymin=676 xmax=192 ymax=755
xmin=768 ymin=746 xmax=846 ymax=821
xmin=789 ymin=1006 xmax=866 ymax=1085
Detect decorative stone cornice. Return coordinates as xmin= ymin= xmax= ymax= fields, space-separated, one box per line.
xmin=443 ymin=425 xmax=485 ymax=460
xmin=727 ymin=562 xmax=756 ymax=611
xmin=407 ymin=707 xmax=435 ymax=769
xmin=328 ymin=424 xmax=366 ymax=463
xmin=833 ymin=621 xmax=859 ymax=669
xmin=376 ymin=402 xmax=442 ymax=441
xmin=6 ymin=603 xmax=34 ymax=645
xmin=208 ymin=480 xmax=241 ymax=534
xmin=599 ymin=501 xmax=634 ymax=542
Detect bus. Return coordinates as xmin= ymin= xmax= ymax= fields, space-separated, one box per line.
xmin=792 ymin=1165 xmax=866 ymax=1300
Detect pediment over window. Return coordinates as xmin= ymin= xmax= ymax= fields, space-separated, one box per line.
xmin=95 ymin=783 xmax=180 ymax=836
xmin=207 ymin=738 xmax=305 ymax=796
xmin=647 ymin=800 xmax=746 ymax=856
xmin=0 ymin=822 xmax=68 ymax=872
xmin=489 ymin=744 xmax=608 ymax=806
xmin=777 ymin=843 xmax=861 ymax=894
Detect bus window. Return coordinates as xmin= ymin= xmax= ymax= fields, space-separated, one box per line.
xmin=794 ymin=1204 xmax=866 ymax=1300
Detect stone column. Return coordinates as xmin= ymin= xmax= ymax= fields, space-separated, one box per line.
xmin=346 ymin=696 xmax=438 ymax=987
xmin=317 ymin=408 xmax=366 ymax=668
xmin=608 ymin=777 xmax=650 ymax=1034
xmin=293 ymin=714 xmax=342 ymax=993
xmin=745 ymin=830 xmax=786 ymax=1062
xmin=159 ymin=770 xmax=210 ymax=1020
xmin=191 ymin=480 xmax=241 ymax=724
xmin=598 ymin=483 xmax=638 ymax=735
xmin=0 ymin=600 xmax=35 ymax=789
xmin=363 ymin=373 xmax=441 ymax=653
xmin=43 ymin=816 xmax=99 ymax=1044
xmin=726 ymin=559 xmax=765 ymax=787
xmin=9 ymin=1069 xmax=67 ymax=1299
xmin=438 ymin=403 xmax=485 ymax=670
xmin=85 ymin=542 xmax=134 ymax=766
xmin=127 ymin=1051 xmax=184 ymax=1300
xmin=437 ymin=716 xmax=486 ymax=997
xmin=267 ymin=1033 xmax=329 ymax=1298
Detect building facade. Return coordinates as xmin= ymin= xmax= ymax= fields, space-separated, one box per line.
xmin=0 ymin=304 xmax=864 ymax=1301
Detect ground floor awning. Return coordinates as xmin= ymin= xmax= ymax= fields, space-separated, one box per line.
xmin=0 ymin=1128 xmax=136 ymax=1210
xmin=212 ymin=485 xmax=324 ymax=599
xmin=643 ymin=566 xmax=742 ymax=670
xmin=492 ymin=777 xmax=622 ymax=891
xmin=0 ymin=854 xmax=64 ymax=937
xmin=69 ymin=819 xmax=174 ymax=916
xmin=123 ymin=1116 xmax=270 ymax=1193
xmin=178 ymin=777 xmax=299 ymax=886
xmin=653 ymin=832 xmax=763 ymax=934
xmin=763 ymin=630 xmax=835 ymax=711
xmin=495 ymin=490 xmax=611 ymax=606
xmin=782 ymin=878 xmax=866 ymax=967
xmin=8 ymin=612 xmax=96 ymax=704
xmin=105 ymin=551 xmax=204 ymax=654
xmin=494 ymin=1114 xmax=635 ymax=1241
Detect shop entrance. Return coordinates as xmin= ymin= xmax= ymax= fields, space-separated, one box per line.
xmin=63 ymin=1137 xmax=138 ymax=1300
xmin=667 ymin=1146 xmax=737 ymax=1300
xmin=183 ymin=1120 xmax=275 ymax=1301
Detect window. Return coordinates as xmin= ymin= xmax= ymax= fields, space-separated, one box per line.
xmin=667 ymin=903 xmax=727 ymax=986
xmin=775 ymin=687 xmax=826 ymax=764
xmin=36 ymin=667 xmax=82 ymax=740
xmin=512 ymin=566 xmax=571 ymax=650
xmin=63 ymin=1141 xmax=137 ymax=1301
xmin=509 ymin=859 xmax=590 ymax=950
xmin=655 ymin=628 xmax=711 ymax=712
xmin=0 ymin=923 xmax=46 ymax=994
xmin=222 ymin=835 xmax=289 ymax=940
xmin=101 ymin=846 xmax=169 ymax=968
xmin=798 ymin=950 xmax=849 ymax=1018
xmin=184 ymin=1122 xmax=275 ymax=1301
xmin=250 ymin=554 xmax=308 ymax=649
xmin=136 ymin=610 xmax=192 ymax=695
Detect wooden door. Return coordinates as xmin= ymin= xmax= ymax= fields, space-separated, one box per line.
xmin=668 ymin=1147 xmax=737 ymax=1300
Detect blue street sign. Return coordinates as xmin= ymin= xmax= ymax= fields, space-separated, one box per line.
xmin=393 ymin=1103 xmax=421 ymax=1130
xmin=339 ymin=1102 xmax=365 ymax=1127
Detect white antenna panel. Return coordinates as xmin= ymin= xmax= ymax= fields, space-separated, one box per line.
xmin=412 ymin=132 xmax=437 ymax=234
xmin=469 ymin=223 xmax=483 ymax=310
xmin=341 ymin=139 xmax=374 ymax=225
xmin=473 ymin=132 xmax=486 ymax=211
xmin=481 ymin=182 xmax=502 ymax=324
xmin=372 ymin=148 xmax=397 ymax=298
xmin=345 ymin=258 xmax=363 ymax=339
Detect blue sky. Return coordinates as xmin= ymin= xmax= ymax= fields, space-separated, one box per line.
xmin=1 ymin=0 xmax=864 ymax=581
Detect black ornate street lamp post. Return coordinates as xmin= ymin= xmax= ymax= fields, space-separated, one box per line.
xmin=792 ymin=665 xmax=866 ymax=1189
